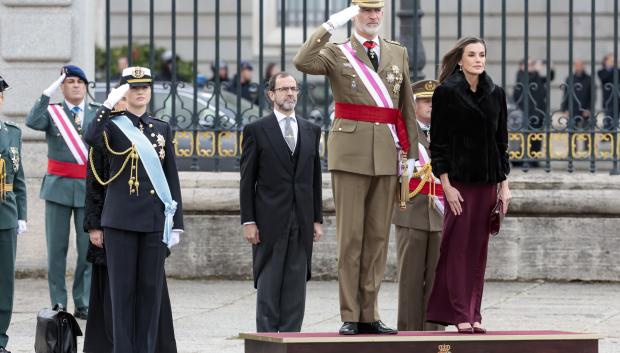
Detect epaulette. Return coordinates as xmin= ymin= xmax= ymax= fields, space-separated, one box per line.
xmin=109 ymin=110 xmax=125 ymax=117
xmin=334 ymin=39 xmax=351 ymax=45
xmin=50 ymin=102 xmax=63 ymax=106
xmin=89 ymin=102 xmax=102 ymax=108
xmin=150 ymin=115 xmax=167 ymax=123
xmin=384 ymin=39 xmax=404 ymax=47
xmin=4 ymin=121 xmax=20 ymax=129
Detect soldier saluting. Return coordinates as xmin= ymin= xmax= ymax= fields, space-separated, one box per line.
xmin=294 ymin=0 xmax=418 ymax=335
xmin=0 ymin=75 xmax=27 ymax=353
xmin=391 ymin=79 xmax=445 ymax=332
xmin=84 ymin=67 xmax=182 ymax=353
xmin=26 ymin=65 xmax=96 ymax=319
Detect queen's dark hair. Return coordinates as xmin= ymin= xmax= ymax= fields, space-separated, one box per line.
xmin=438 ymin=36 xmax=487 ymax=83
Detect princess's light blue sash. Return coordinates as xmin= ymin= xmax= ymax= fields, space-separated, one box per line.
xmin=112 ymin=115 xmax=177 ymax=247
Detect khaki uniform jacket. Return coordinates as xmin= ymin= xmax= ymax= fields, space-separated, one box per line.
xmin=0 ymin=120 xmax=27 ymax=229
xmin=293 ymin=26 xmax=418 ymax=176
xmin=392 ymin=124 xmax=442 ymax=231
xmin=26 ymin=95 xmax=97 ymax=207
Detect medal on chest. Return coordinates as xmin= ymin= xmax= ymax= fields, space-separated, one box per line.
xmin=386 ymin=65 xmax=403 ymax=95
xmin=9 ymin=147 xmax=19 ymax=172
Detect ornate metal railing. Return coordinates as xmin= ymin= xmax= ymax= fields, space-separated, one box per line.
xmin=101 ymin=0 xmax=620 ymax=174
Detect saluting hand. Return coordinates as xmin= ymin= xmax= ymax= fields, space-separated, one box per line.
xmin=327 ymin=5 xmax=360 ymax=29
xmin=43 ymin=73 xmax=66 ymax=97
xmin=103 ymin=83 xmax=130 ymax=110
xmin=243 ymin=224 xmax=260 ymax=245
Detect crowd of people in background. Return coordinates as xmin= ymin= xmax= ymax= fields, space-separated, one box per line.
xmin=105 ymin=47 xmax=620 ymax=128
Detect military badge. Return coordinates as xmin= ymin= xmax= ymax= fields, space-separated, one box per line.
xmin=425 ymin=80 xmax=436 ymax=91
xmin=387 ymin=65 xmax=404 ymax=95
xmin=156 ymin=133 xmax=166 ymax=160
xmin=133 ymin=67 xmax=145 ymax=78
xmin=9 ymin=147 xmax=19 ymax=172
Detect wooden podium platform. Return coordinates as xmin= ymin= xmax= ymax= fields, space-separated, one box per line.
xmin=240 ymin=330 xmax=601 ymax=353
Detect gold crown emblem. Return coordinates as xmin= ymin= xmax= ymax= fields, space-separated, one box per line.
xmin=438 ymin=344 xmax=451 ymax=353
xmin=133 ymin=67 xmax=144 ymax=79
xmin=425 ymin=81 xmax=436 ymax=91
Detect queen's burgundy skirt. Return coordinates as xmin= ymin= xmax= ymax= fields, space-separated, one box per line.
xmin=426 ymin=181 xmax=497 ymax=326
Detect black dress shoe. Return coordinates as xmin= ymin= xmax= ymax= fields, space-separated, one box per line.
xmin=74 ymin=308 xmax=89 ymax=320
xmin=339 ymin=322 xmax=359 ymax=335
xmin=359 ymin=321 xmax=398 ymax=334
xmin=0 ymin=346 xmax=12 ymax=353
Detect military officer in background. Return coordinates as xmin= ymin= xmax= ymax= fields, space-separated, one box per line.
xmin=85 ymin=67 xmax=183 ymax=353
xmin=26 ymin=65 xmax=97 ymax=319
xmin=294 ymin=0 xmax=418 ymax=335
xmin=0 ymin=75 xmax=27 ymax=353
xmin=392 ymin=80 xmax=444 ymax=332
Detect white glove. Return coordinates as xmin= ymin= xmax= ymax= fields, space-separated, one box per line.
xmin=103 ymin=83 xmax=130 ymax=109
xmin=326 ymin=5 xmax=360 ymax=29
xmin=406 ymin=159 xmax=416 ymax=176
xmin=169 ymin=229 xmax=183 ymax=248
xmin=17 ymin=220 xmax=27 ymax=235
xmin=43 ymin=73 xmax=66 ymax=97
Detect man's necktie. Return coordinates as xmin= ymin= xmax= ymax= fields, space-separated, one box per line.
xmin=364 ymin=41 xmax=379 ymax=71
xmin=284 ymin=117 xmax=295 ymax=153
xmin=71 ymin=106 xmax=82 ymax=126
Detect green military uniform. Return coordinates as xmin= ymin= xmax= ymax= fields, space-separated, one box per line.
xmin=0 ymin=79 xmax=27 ymax=350
xmin=293 ymin=21 xmax=417 ymax=323
xmin=392 ymin=79 xmax=443 ymax=331
xmin=26 ymin=93 xmax=97 ymax=311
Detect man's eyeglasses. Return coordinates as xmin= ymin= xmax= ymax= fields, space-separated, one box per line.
xmin=273 ymin=86 xmax=299 ymax=93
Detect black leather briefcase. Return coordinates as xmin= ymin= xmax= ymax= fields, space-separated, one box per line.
xmin=34 ymin=304 xmax=83 ymax=353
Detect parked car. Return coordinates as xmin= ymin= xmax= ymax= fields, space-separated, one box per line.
xmin=92 ymin=83 xmax=260 ymax=130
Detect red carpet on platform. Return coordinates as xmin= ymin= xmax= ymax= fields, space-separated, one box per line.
xmin=240 ymin=330 xmax=602 ymax=353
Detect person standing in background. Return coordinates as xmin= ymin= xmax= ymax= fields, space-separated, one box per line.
xmin=26 ymin=65 xmax=97 ymax=319
xmin=391 ymin=79 xmax=444 ymax=332
xmin=0 ymin=75 xmax=28 ymax=353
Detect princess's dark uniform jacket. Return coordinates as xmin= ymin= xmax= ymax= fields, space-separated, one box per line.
xmin=430 ymin=71 xmax=510 ymax=183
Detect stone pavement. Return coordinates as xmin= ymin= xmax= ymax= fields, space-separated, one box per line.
xmin=6 ymin=279 xmax=619 ymax=353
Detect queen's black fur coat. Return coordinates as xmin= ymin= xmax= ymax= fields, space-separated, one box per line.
xmin=430 ymin=70 xmax=510 ymax=184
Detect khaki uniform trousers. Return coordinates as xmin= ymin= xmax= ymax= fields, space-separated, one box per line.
xmin=396 ymin=226 xmax=443 ymax=331
xmin=332 ymin=170 xmax=397 ymax=323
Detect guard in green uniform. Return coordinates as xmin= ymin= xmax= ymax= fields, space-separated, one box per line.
xmin=0 ymin=75 xmax=27 ymax=353
xmin=25 ymin=65 xmax=97 ymax=319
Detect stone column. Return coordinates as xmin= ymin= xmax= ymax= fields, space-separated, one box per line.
xmin=0 ymin=0 xmax=95 ymax=273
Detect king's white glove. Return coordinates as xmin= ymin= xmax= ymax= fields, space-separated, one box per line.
xmin=103 ymin=83 xmax=130 ymax=110
xmin=43 ymin=73 xmax=66 ymax=97
xmin=406 ymin=159 xmax=416 ymax=176
xmin=326 ymin=5 xmax=360 ymax=29
xmin=17 ymin=220 xmax=27 ymax=235
xmin=169 ymin=229 xmax=183 ymax=248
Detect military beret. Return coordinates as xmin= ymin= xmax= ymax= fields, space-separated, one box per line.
xmin=62 ymin=65 xmax=89 ymax=83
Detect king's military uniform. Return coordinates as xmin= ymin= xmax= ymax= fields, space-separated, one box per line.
xmin=25 ymin=65 xmax=96 ymax=313
xmin=293 ymin=0 xmax=417 ymax=327
xmin=392 ymin=79 xmax=444 ymax=331
xmin=84 ymin=67 xmax=182 ymax=353
xmin=0 ymin=76 xmax=27 ymax=353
